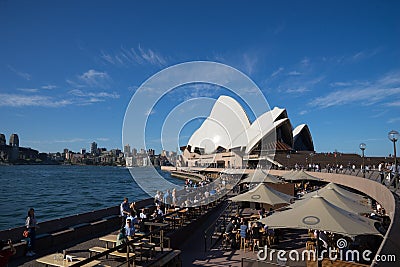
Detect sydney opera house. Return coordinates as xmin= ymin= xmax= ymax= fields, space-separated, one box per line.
xmin=180 ymin=95 xmax=314 ymax=168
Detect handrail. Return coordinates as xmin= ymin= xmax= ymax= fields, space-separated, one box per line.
xmin=203 ymin=198 xmax=237 ymax=251
xmin=71 ymin=225 xmax=166 ymax=267
xmin=71 ymin=199 xmax=222 ymax=266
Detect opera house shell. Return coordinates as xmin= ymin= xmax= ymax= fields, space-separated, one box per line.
xmin=180 ymin=95 xmax=314 ymax=168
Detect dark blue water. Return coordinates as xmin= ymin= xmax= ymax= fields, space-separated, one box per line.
xmin=0 ymin=165 xmax=183 ymax=231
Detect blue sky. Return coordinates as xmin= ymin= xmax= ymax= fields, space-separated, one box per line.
xmin=1 ymin=1 xmax=399 ymax=156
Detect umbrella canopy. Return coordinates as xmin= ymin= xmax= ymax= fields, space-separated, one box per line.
xmin=260 ymin=195 xmax=380 ymax=237
xmin=229 ymin=183 xmax=293 ymax=205
xmin=295 ymin=187 xmax=372 ymax=214
xmin=324 ymin=183 xmax=366 ymax=202
xmin=239 ymin=169 xmax=281 ymax=184
xmin=281 ymin=170 xmax=322 ymax=181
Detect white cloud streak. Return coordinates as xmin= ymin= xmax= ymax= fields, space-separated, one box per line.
xmin=0 ymin=94 xmax=71 ymax=108
xmin=17 ymin=88 xmax=39 ymax=93
xmin=7 ymin=65 xmax=31 ymax=80
xmin=69 ymin=89 xmax=119 ymax=99
xmin=78 ymin=69 xmax=110 ymax=87
xmin=288 ymin=71 xmax=302 ymax=76
xmin=271 ymin=67 xmax=284 ymax=77
xmin=311 ymin=71 xmax=400 ymax=108
xmin=100 ymin=45 xmax=167 ymax=67
xmin=242 ymin=53 xmax=258 ymax=75
xmin=41 ymin=85 xmax=57 ymax=90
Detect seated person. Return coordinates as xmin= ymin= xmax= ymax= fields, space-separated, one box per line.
xmin=116 ymin=228 xmax=133 ymax=253
xmin=152 ymin=206 xmax=164 ymax=222
xmin=124 ymin=218 xmax=135 ymax=238
xmin=139 ymin=208 xmax=148 ymax=220
xmin=0 ymin=239 xmax=16 ymax=266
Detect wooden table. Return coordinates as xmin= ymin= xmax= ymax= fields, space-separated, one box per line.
xmin=99 ymin=234 xmax=118 ymax=249
xmin=36 ymin=254 xmax=102 ymax=267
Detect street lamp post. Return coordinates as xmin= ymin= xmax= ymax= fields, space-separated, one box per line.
xmin=388 ymin=130 xmax=399 ymax=187
xmin=359 ymin=143 xmax=366 ymax=178
xmin=310 ymin=152 xmax=314 ymax=171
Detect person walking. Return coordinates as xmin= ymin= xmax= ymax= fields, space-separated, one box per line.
xmin=25 ymin=208 xmax=38 ymax=256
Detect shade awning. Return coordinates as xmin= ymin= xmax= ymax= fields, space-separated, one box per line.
xmin=260 ymin=195 xmax=380 ymax=237
xmin=230 ymin=183 xmax=293 ymax=206
xmin=295 ymin=187 xmax=372 ymax=214
xmin=239 ymin=169 xmax=281 ymax=184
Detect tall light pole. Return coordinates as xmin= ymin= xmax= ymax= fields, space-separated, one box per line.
xmin=359 ymin=143 xmax=366 ymax=178
xmin=388 ymin=130 xmax=399 ymax=187
xmin=310 ymin=152 xmax=314 ymax=171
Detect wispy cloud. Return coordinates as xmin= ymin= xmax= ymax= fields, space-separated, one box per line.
xmin=41 ymin=85 xmax=57 ymax=90
xmin=321 ymin=48 xmax=381 ymax=65
xmin=17 ymin=88 xmax=39 ymax=93
xmin=68 ymin=89 xmax=120 ymax=105
xmin=288 ymin=71 xmax=302 ymax=76
xmin=330 ymin=82 xmax=353 ymax=87
xmin=69 ymin=89 xmax=119 ymax=99
xmin=78 ymin=69 xmax=110 ymax=87
xmin=0 ymin=94 xmax=71 ymax=108
xmin=299 ymin=110 xmax=308 ymax=115
xmin=286 ymin=87 xmax=310 ymax=94
xmin=351 ymin=48 xmax=381 ymax=62
xmin=242 ymin=53 xmax=258 ymax=75
xmin=310 ymin=71 xmax=400 ymax=109
xmin=7 ymin=65 xmax=31 ymax=80
xmin=66 ymin=69 xmax=111 ymax=89
xmin=388 ymin=117 xmax=400 ymax=124
xmin=55 ymin=138 xmax=87 ymax=143
xmin=279 ymin=76 xmax=324 ymax=95
xmin=271 ymin=67 xmax=284 ymax=77
xmin=386 ymin=101 xmax=400 ymax=107
xmin=301 ymin=58 xmax=310 ymax=67
xmin=100 ymin=45 xmax=167 ymax=67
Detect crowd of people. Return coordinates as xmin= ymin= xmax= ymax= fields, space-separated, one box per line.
xmin=224 ymin=212 xmax=278 ymax=250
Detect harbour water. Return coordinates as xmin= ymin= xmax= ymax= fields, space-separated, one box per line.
xmin=0 ymin=165 xmax=184 ymax=231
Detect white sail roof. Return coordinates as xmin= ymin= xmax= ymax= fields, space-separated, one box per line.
xmin=187 ymin=96 xmax=250 ymax=154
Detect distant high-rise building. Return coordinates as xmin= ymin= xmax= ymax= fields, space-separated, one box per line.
xmin=91 ymin=142 xmax=98 ymax=155
xmin=132 ymin=148 xmax=137 ymax=156
xmin=9 ymin=134 xmax=19 ymax=147
xmin=0 ymin=134 xmax=6 ymax=146
xmin=81 ymin=148 xmax=86 ymax=155
xmin=124 ymin=144 xmax=131 ymax=157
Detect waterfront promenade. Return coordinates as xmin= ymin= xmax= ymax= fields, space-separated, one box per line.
xmin=3 ymin=168 xmax=399 ymax=267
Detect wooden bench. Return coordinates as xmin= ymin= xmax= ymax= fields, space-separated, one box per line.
xmin=89 ymin=246 xmax=136 ymax=260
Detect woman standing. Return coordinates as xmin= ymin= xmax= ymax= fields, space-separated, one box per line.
xmin=25 ymin=208 xmax=38 ymax=256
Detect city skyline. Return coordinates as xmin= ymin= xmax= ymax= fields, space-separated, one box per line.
xmin=1 ymin=1 xmax=400 ymax=156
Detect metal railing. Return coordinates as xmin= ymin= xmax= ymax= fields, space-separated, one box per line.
xmin=71 ymin=224 xmax=167 ymax=267
xmin=203 ymin=200 xmax=237 ymax=251
xmin=307 ymin=168 xmax=400 ymax=192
